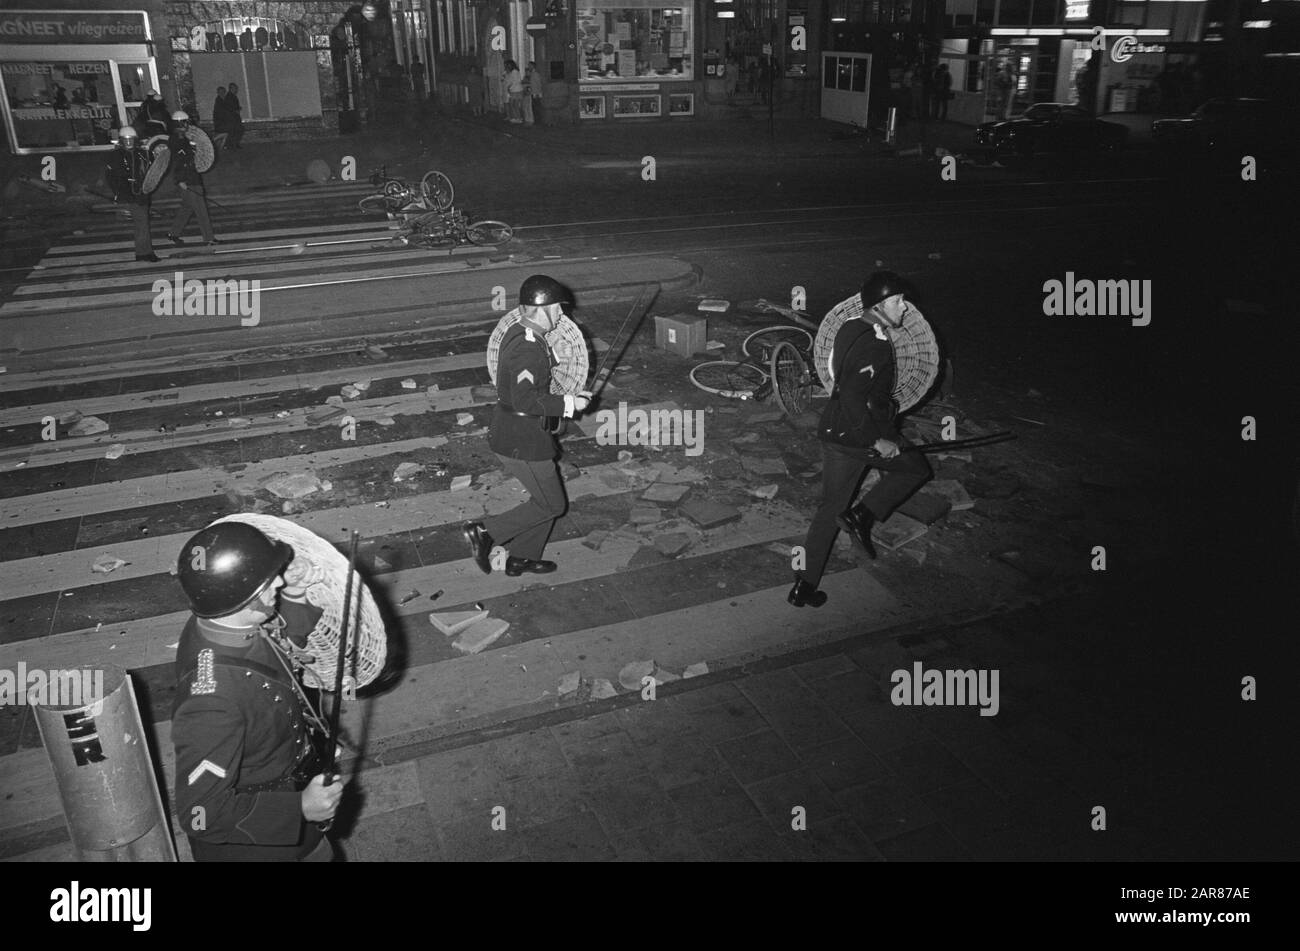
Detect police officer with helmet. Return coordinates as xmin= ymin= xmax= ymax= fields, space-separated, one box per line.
xmin=462 ymin=275 xmax=591 ymax=576
xmin=105 ymin=126 xmax=158 ymax=263
xmin=171 ymin=521 xmax=344 ymax=861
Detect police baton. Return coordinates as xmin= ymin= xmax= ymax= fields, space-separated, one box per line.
xmin=585 ymin=282 xmax=660 ymax=403
xmin=318 ymin=530 xmax=359 ymax=831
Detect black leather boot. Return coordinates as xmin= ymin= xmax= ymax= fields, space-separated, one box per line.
xmin=461 ymin=521 xmax=494 ymax=574
xmin=836 ymin=504 xmax=877 ymax=559
xmin=787 ymin=578 xmax=827 ymax=608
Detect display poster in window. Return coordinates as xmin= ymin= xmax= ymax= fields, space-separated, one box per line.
xmin=2 ymin=61 xmax=117 ymax=150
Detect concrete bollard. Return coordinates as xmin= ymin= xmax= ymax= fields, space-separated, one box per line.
xmin=33 ymin=665 xmax=177 ymax=862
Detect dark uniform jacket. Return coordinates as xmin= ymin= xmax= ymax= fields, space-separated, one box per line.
xmin=171 ymin=598 xmax=325 ymax=861
xmin=105 ymin=148 xmax=147 ymax=205
xmin=167 ymin=132 xmax=203 ymax=188
xmin=488 ymin=320 xmax=571 ymax=461
xmin=819 ymin=316 xmax=900 ymax=452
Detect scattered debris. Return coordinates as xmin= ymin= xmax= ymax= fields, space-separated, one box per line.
xmin=325 ymin=395 xmax=345 ymax=407
xmin=351 ymin=379 xmax=371 ymax=392
xmin=680 ymin=498 xmax=742 ymax=529
xmin=393 ymin=462 xmax=423 ymax=482
xmin=617 ymin=450 xmax=634 ymax=462
xmin=306 ymin=404 xmax=346 ymax=426
xmin=922 ymin=479 xmax=974 ymax=511
xmin=618 ymin=660 xmax=656 ymax=691
xmin=871 ymin=513 xmax=928 ymax=551
xmin=401 ymin=378 xmax=417 ymax=389
xmin=655 ymin=465 xmax=706 ymax=485
xmin=398 ymin=589 xmax=421 ymax=605
xmin=261 ymin=472 xmax=325 ymax=499
xmin=705 ymin=339 xmax=726 ymax=351
xmin=653 ymin=532 xmax=692 ymax=557
xmin=627 ymin=545 xmax=669 ymax=569
xmin=282 ymin=501 xmax=300 ymax=515
xmin=767 ymin=541 xmax=794 ymax=558
xmin=365 ymin=345 xmax=389 ymax=360
xmin=68 ymin=416 xmax=109 ymax=437
xmin=560 ymin=462 xmax=582 ymax=481
xmin=897 ymin=545 xmax=927 ymax=567
xmin=748 ymin=484 xmax=780 ymax=501
xmin=591 ymin=337 xmax=610 ymax=353
xmin=227 ymin=417 xmax=251 ymax=428
xmin=91 ymin=554 xmax=128 ymax=574
xmin=641 ymin=482 xmax=690 ymax=504
xmin=275 ymin=411 xmax=291 ymax=419
xmin=376 ymin=416 xmax=396 ymax=427
xmin=683 ymin=662 xmax=709 ymax=679
xmin=559 ymin=671 xmax=581 ymax=696
xmin=104 ymin=444 xmax=125 ymax=460
xmin=741 ymin=456 xmax=788 ymax=478
xmin=455 ymin=412 xmax=474 ymax=426
xmin=581 ymin=530 xmax=610 ymax=551
xmin=340 ymin=385 xmax=361 ymax=399
xmin=630 ymin=504 xmax=662 ymax=525
xmin=429 ymin=609 xmax=488 ymax=637
xmin=450 ymin=474 xmax=472 ymax=491
xmin=697 ymin=299 xmax=730 ymax=313
xmin=590 ymin=678 xmax=618 ymax=700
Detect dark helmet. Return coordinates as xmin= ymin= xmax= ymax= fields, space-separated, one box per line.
xmin=860 ymin=270 xmax=909 ymax=309
xmin=519 ymin=274 xmax=573 ymax=307
xmin=176 ymin=522 xmax=293 ymax=618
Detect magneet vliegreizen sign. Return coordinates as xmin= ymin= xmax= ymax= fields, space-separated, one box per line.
xmin=1110 ymin=35 xmax=1166 ymax=64
xmin=0 ymin=11 xmax=149 ymax=45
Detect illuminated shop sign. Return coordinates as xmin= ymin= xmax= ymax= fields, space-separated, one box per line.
xmin=1065 ymin=1 xmax=1090 ymax=20
xmin=1110 ymin=35 xmax=1165 ymax=62
xmin=0 ymin=11 xmax=149 ymax=45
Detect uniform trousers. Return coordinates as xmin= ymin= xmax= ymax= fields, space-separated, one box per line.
xmin=483 ymin=454 xmax=568 ymax=561
xmin=126 ymin=202 xmax=153 ymax=256
xmin=171 ymin=185 xmax=214 ymax=241
xmin=799 ymin=441 xmax=931 ymax=588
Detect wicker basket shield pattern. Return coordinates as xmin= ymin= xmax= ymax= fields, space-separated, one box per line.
xmin=813 ymin=293 xmax=941 ymax=413
xmin=213 ymin=514 xmax=388 ymax=691
xmin=486 ymin=308 xmax=590 ymax=395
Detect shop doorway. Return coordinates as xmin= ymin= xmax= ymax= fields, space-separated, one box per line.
xmin=820 ymin=51 xmax=871 ymax=126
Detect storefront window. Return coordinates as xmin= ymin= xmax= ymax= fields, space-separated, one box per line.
xmin=577 ymin=3 xmax=692 ymax=82
xmin=1 ymin=61 xmax=116 ymax=149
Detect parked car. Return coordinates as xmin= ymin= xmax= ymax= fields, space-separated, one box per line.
xmin=975 ymin=103 xmax=1128 ymax=156
xmin=1151 ymin=97 xmax=1297 ymax=158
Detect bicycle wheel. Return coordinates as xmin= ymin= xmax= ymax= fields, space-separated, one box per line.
xmin=769 ymin=341 xmax=813 ymax=418
xmin=742 ymin=326 xmax=814 ymax=359
xmin=382 ymin=179 xmax=407 ymax=198
xmin=467 ymin=220 xmax=514 ymax=246
xmin=689 ymin=361 xmax=768 ymax=400
xmin=358 ymin=194 xmax=393 ymax=214
xmin=420 ymin=171 xmax=455 ymax=212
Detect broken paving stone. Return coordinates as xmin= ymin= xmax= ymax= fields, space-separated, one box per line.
xmin=261 ymin=472 xmax=324 ymax=499
xmin=365 ymin=346 xmax=389 ymax=360
xmin=581 ymin=530 xmax=610 ymax=551
xmin=589 ymin=678 xmax=618 ymax=700
xmin=871 ymin=513 xmax=928 ymax=551
xmin=307 ymin=405 xmax=346 ymax=426
xmin=58 ymin=409 xmax=83 ymax=426
xmin=618 ymin=660 xmax=656 ymax=691
xmin=430 ymin=609 xmax=488 ymax=636
xmin=598 ymin=470 xmax=636 ymax=491
xmin=559 ymin=671 xmax=581 ymax=695
xmin=641 ymin=482 xmax=690 ymax=504
xmin=653 ymin=532 xmax=692 ymax=557
xmin=376 ymin=416 xmax=396 ymax=427
xmin=897 ymin=491 xmax=951 ymax=525
xmin=393 ymin=462 xmax=423 ymax=482
xmin=922 ymin=479 xmax=974 ymax=511
xmin=398 ymin=589 xmax=421 ymax=605
xmin=740 ymin=456 xmax=788 ymax=478
xmin=227 ymin=417 xmax=251 ymax=428
xmin=456 ymin=412 xmax=475 ymax=426
xmin=655 ymin=465 xmax=707 ymax=485
xmin=697 ymin=299 xmax=730 ymax=313
xmin=630 ymin=504 xmax=662 ymax=525
xmin=680 ymin=498 xmax=743 ymax=529
xmin=401 ymin=378 xmax=417 ymax=389
xmin=351 ymin=380 xmax=371 ymax=392
xmin=653 ymin=667 xmax=681 ymax=684
xmin=560 ymin=462 xmax=582 ymax=481
xmin=683 ymin=662 xmax=709 ymax=679
xmin=896 ymin=545 xmax=927 ymax=567
xmin=748 ymin=484 xmax=779 ymax=501
xmin=104 ymin=444 xmax=125 ymax=460
xmin=591 ymin=337 xmax=611 ymax=353
xmin=91 ymin=554 xmax=127 ymax=574
xmin=626 ymin=545 xmax=669 ymax=569
xmin=282 ymin=501 xmax=301 ymax=515
xmin=450 ymin=474 xmax=472 ymax=491
xmin=325 ymin=395 xmax=346 ymax=407
xmin=68 ymin=416 xmax=109 ymax=437
xmin=340 ymin=385 xmax=361 ymax=399
xmin=617 ymin=450 xmax=634 ymax=462
xmin=452 ymin=617 xmax=510 ymax=654
xmin=705 ymin=339 xmax=726 ymax=351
